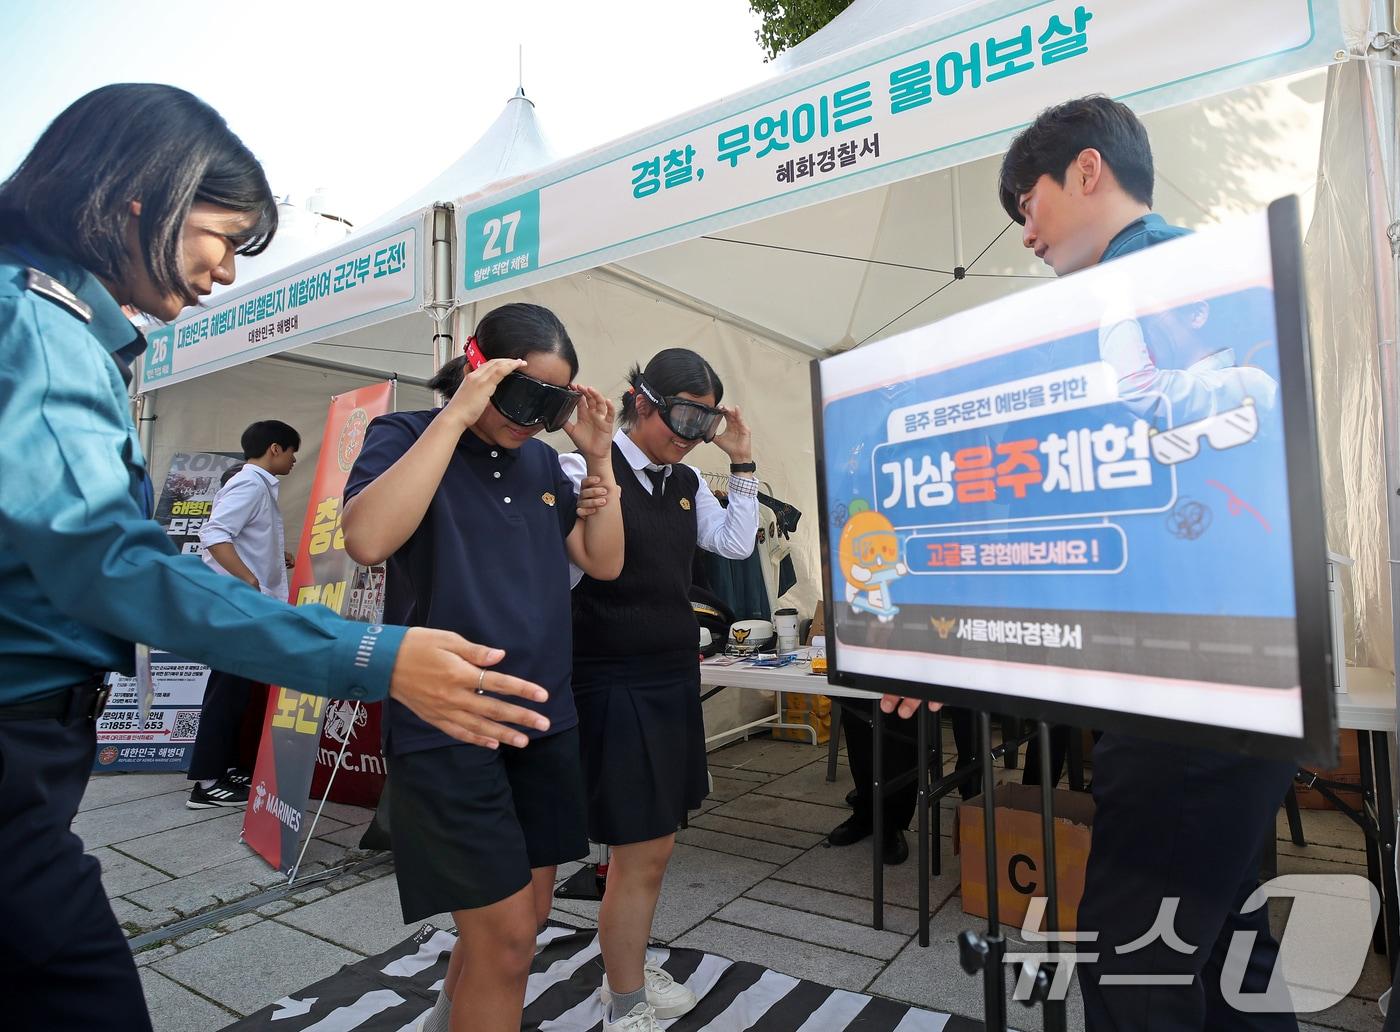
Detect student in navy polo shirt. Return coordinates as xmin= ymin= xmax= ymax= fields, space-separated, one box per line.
xmin=341 ymin=303 xmax=624 ymax=1032
xmin=562 ymin=348 xmax=759 ymax=1032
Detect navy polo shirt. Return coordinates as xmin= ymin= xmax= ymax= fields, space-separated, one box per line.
xmin=344 ymin=410 xmax=578 ymax=755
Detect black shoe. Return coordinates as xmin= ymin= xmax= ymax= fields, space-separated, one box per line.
xmin=882 ymin=829 xmax=909 ymax=866
xmin=225 ymin=768 xmax=252 ymax=788
xmin=845 ymin=788 xmax=858 ymax=807
xmin=188 ymin=778 xmax=249 ymax=810
xmin=827 ymin=815 xmax=873 ymax=847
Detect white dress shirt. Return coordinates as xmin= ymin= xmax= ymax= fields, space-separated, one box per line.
xmin=199 ymin=464 xmax=289 ymax=602
xmin=558 ymin=430 xmax=759 ymax=587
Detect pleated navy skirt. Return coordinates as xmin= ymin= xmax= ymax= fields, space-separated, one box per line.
xmin=572 ymin=649 xmax=709 ymax=845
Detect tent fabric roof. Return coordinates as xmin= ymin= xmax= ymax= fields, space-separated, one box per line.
xmin=359 ymin=88 xmax=555 ymax=233
xmin=619 ymin=69 xmax=1328 ymax=354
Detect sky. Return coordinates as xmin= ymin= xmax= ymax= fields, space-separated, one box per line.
xmin=0 ymin=0 xmax=773 ymax=227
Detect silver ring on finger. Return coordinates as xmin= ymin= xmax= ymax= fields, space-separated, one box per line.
xmin=476 ymin=668 xmax=487 ymax=695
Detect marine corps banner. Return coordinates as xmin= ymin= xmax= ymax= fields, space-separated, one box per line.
xmin=308 ymin=564 xmax=390 ymax=809
xmin=244 ymin=381 xmax=394 ymax=873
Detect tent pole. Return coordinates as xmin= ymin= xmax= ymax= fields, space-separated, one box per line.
xmin=591 ymin=264 xmax=828 ymax=360
xmin=431 ymin=204 xmax=456 ymax=376
xmin=137 ymin=387 xmax=156 ymax=472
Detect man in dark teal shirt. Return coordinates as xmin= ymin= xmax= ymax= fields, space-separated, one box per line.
xmin=996 ymin=96 xmax=1299 ymax=1032
xmin=883 ymin=95 xmax=1299 ymax=1032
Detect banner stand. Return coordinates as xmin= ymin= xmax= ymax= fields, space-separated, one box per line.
xmin=286 ymin=700 xmax=364 ymax=885
xmin=953 ymin=712 xmax=1010 ymax=1031
xmin=1033 ymin=720 xmax=1070 ymax=1032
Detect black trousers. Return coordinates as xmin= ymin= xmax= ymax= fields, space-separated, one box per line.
xmin=1076 ymin=733 xmax=1299 ymax=1031
xmin=841 ymin=698 xmax=917 ymax=831
xmin=0 ymin=707 xmax=152 ymax=1031
xmin=947 ymin=708 xmax=1071 ymax=793
xmin=1021 ymin=723 xmax=1072 ymax=788
xmin=187 ymin=668 xmax=257 ymax=781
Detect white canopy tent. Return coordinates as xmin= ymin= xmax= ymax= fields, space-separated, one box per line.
xmin=139 ymin=0 xmax=1396 ymax=686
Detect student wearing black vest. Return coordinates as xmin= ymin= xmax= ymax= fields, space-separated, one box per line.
xmin=561 ymin=349 xmax=758 ymax=1032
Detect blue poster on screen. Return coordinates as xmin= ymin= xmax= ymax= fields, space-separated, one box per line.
xmin=817 ymin=214 xmax=1307 ymax=737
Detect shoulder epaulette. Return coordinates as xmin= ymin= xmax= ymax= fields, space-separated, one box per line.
xmin=25 ymin=268 xmax=92 ymax=323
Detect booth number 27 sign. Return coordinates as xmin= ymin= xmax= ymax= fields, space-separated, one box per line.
xmin=465 ymin=191 xmax=541 ymax=290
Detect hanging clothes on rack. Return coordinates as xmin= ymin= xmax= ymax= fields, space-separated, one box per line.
xmin=695 ymin=476 xmax=804 ymax=619
xmin=697 ymin=472 xmax=766 ymax=621
xmin=757 ymin=491 xmax=801 ymax=603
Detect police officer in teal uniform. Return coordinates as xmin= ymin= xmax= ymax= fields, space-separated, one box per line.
xmin=0 ymin=84 xmax=554 ymax=1031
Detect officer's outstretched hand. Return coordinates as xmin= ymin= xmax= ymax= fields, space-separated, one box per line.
xmin=389 ymin=627 xmax=549 ymax=748
xmin=880 ymin=694 xmax=943 ymax=719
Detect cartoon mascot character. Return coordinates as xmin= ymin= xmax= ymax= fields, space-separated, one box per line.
xmin=838 ymin=500 xmax=907 ymax=622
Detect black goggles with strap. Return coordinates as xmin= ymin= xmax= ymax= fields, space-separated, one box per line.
xmin=465 ymin=337 xmax=581 ymax=432
xmin=637 ymin=378 xmax=723 ymax=442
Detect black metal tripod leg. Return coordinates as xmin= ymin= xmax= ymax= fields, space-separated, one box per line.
xmin=1370 ymin=731 xmax=1400 ymax=969
xmin=1284 ymin=784 xmax=1306 ymax=847
xmin=1360 ymin=730 xmax=1389 ymax=956
xmin=918 ymin=706 xmax=930 ymax=947
xmin=872 ymin=702 xmax=885 ymax=932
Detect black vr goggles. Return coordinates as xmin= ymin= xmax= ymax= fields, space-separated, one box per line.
xmin=636 ymin=377 xmax=723 ymax=442
xmin=465 ymin=336 xmax=580 ymax=433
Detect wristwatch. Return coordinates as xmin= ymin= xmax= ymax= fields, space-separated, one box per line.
xmin=730 ymin=462 xmax=757 ymax=473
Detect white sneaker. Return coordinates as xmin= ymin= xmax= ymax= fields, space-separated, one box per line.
xmin=602 ymin=1001 xmax=659 ymax=1032
xmin=601 ymin=965 xmax=698 ymax=1020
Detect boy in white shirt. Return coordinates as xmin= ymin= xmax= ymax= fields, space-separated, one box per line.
xmin=186 ymin=420 xmax=298 ymax=809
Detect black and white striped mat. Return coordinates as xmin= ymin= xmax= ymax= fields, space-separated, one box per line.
xmin=221 ymin=922 xmax=986 ymax=1031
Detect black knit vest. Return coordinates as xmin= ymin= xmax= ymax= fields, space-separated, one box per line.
xmin=573 ymin=443 xmax=699 ymax=657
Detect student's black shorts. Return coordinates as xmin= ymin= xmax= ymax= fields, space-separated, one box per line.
xmin=388 ymin=725 xmax=588 ymax=923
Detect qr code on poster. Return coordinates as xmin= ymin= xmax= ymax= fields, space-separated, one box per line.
xmin=172 ymin=710 xmax=201 ymax=742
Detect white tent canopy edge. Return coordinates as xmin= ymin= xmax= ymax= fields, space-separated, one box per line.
xmin=450 ymin=0 xmax=1344 ymax=317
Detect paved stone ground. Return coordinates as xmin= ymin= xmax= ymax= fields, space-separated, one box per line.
xmin=79 ymin=739 xmax=1389 ymax=1031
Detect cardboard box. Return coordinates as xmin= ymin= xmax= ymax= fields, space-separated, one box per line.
xmin=1295 ymin=728 xmax=1361 ymax=810
xmin=956 ymin=783 xmax=1095 ymax=932
xmin=773 ymin=693 xmax=832 ymax=743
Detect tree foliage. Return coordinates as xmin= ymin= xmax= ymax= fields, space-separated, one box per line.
xmin=748 ymin=0 xmax=856 ymax=61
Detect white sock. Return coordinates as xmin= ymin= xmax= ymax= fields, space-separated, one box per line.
xmin=421 ymin=985 xmax=452 ymax=1032
xmin=198 ymin=779 xmax=217 ymax=790
xmin=607 ymin=983 xmax=648 ymax=1022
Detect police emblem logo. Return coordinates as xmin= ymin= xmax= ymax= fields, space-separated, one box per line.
xmin=542 ymin=492 xmax=556 ymax=507
xmin=732 ymin=627 xmax=751 ymax=643
xmin=931 ymin=617 xmax=957 ymax=640
xmin=680 ymin=497 xmax=692 ymax=511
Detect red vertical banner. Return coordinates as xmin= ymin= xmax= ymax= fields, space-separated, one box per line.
xmin=244 ymin=381 xmax=394 ymax=872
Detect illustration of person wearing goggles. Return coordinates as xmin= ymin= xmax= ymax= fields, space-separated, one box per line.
xmin=1099 ymin=297 xmax=1278 ymax=427
xmin=838 ymin=502 xmax=907 ymax=622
